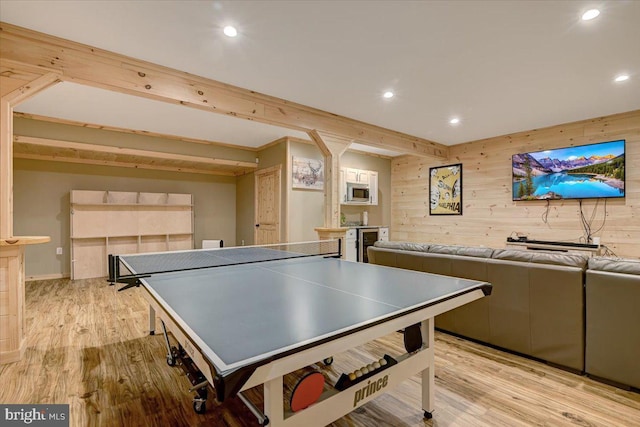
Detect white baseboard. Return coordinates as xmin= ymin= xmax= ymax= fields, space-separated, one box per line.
xmin=26 ymin=273 xmax=70 ymax=282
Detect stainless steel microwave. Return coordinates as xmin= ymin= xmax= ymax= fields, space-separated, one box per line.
xmin=347 ymin=183 xmax=370 ymax=202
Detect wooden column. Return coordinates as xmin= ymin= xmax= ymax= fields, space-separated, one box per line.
xmin=0 ymin=96 xmax=14 ymax=237
xmin=1 ymin=237 xmax=49 ymax=363
xmin=308 ymin=130 xmax=352 ymax=228
xmin=0 ymin=70 xmax=58 ymax=363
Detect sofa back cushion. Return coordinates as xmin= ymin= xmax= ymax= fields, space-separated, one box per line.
xmin=429 ymin=244 xmax=494 ymax=258
xmin=373 ymin=241 xmax=429 ymax=252
xmin=528 ymin=263 xmax=585 ymax=371
xmin=486 ymin=259 xmax=532 ymax=355
xmin=492 ymin=249 xmax=588 ymax=268
xmin=588 ymin=257 xmax=640 ymax=275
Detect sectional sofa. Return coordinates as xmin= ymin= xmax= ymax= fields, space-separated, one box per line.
xmin=368 ymin=241 xmax=640 ymax=390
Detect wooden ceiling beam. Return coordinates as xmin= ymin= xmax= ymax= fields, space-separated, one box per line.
xmin=14 ymin=152 xmax=239 ymax=176
xmin=13 ymin=135 xmax=257 ymax=176
xmin=0 ymin=22 xmax=449 ymax=159
xmin=13 ymin=112 xmax=263 ymax=150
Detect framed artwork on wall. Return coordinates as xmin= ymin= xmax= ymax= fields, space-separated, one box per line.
xmin=429 ymin=163 xmax=462 ymax=215
xmin=292 ymin=156 xmax=324 ymax=190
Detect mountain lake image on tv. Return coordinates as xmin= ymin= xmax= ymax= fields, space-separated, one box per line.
xmin=512 ymin=140 xmax=625 ymax=201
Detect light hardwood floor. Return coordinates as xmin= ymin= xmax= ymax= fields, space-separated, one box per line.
xmin=1 ymin=278 xmax=639 ymax=427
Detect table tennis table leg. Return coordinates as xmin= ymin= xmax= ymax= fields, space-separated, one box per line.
xmin=421 ymin=317 xmax=435 ymax=419
xmin=149 ymin=305 xmax=156 ymax=335
xmin=263 ymin=375 xmax=284 ymax=426
xmin=160 ymin=320 xmax=175 ymax=366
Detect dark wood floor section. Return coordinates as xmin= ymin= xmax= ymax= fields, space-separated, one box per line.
xmin=1 ymin=278 xmax=639 ymax=426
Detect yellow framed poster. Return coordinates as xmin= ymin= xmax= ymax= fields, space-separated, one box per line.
xmin=429 ymin=163 xmax=462 ymax=215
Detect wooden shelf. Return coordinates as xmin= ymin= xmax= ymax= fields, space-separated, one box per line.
xmin=1 ymin=236 xmax=51 ymax=246
xmin=14 ymin=135 xmax=258 ymax=177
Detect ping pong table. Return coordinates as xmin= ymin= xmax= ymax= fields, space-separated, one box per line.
xmin=110 ymin=240 xmax=491 ymax=426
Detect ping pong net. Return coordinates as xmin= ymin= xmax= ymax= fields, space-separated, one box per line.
xmin=108 ymin=239 xmax=341 ymax=291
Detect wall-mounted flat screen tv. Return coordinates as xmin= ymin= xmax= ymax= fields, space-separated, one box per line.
xmin=512 ymin=140 xmax=625 ymax=201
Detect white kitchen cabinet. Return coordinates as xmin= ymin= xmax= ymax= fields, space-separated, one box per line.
xmin=344 ymin=168 xmax=358 ymax=183
xmin=369 ymin=170 xmax=378 ymax=206
xmin=378 ymin=227 xmax=389 ymax=242
xmin=339 ymin=168 xmax=347 ymax=204
xmin=344 ymin=228 xmax=357 ymax=261
xmin=340 ymin=167 xmax=378 ymax=205
xmin=356 ymin=170 xmax=369 ymax=184
xmin=344 ymin=168 xmax=370 ymax=184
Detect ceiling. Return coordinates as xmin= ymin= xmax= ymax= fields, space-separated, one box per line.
xmin=1 ymin=1 xmax=639 ymax=157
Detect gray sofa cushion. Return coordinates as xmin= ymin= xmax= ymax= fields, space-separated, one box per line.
xmin=428 ymin=244 xmax=461 ymax=255
xmin=492 ymin=249 xmax=588 ymax=268
xmin=373 ymin=241 xmax=493 ymax=258
xmin=373 ymin=241 xmax=429 ymax=252
xmin=456 ymin=246 xmax=495 ymax=258
xmin=588 ymin=257 xmax=640 ymax=275
xmin=429 ymin=244 xmax=494 ymax=258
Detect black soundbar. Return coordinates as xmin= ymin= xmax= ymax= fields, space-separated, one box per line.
xmin=506 ymin=237 xmax=598 ymax=249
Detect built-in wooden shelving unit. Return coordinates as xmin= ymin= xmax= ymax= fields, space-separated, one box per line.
xmin=70 ymin=190 xmax=193 ymax=279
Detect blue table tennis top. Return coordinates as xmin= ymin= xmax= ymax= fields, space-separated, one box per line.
xmin=128 ymin=254 xmax=490 ymax=394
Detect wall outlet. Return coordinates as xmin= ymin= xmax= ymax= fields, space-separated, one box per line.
xmin=56 ymin=247 xmax=63 ymax=255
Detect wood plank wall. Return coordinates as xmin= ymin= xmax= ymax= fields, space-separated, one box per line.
xmin=391 ymin=110 xmax=640 ymax=259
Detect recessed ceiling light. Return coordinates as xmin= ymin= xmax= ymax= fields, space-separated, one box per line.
xmin=614 ymin=74 xmax=630 ymax=82
xmin=449 ymin=118 xmax=460 ymax=125
xmin=223 ymin=26 xmax=238 ymax=37
xmin=383 ymin=91 xmax=394 ymax=99
xmin=582 ymin=9 xmax=600 ymax=21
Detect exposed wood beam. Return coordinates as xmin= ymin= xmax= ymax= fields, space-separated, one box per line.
xmin=14 ymin=153 xmax=238 ymax=176
xmin=0 ymin=22 xmax=449 ymax=159
xmin=14 ymin=136 xmax=257 ymax=168
xmin=0 ymin=59 xmax=59 ymax=97
xmin=15 ymin=113 xmax=394 ymax=159
xmin=13 ymin=136 xmax=257 ymax=176
xmin=13 ymin=112 xmax=263 ymax=150
xmin=0 ymin=71 xmax=61 ymax=102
